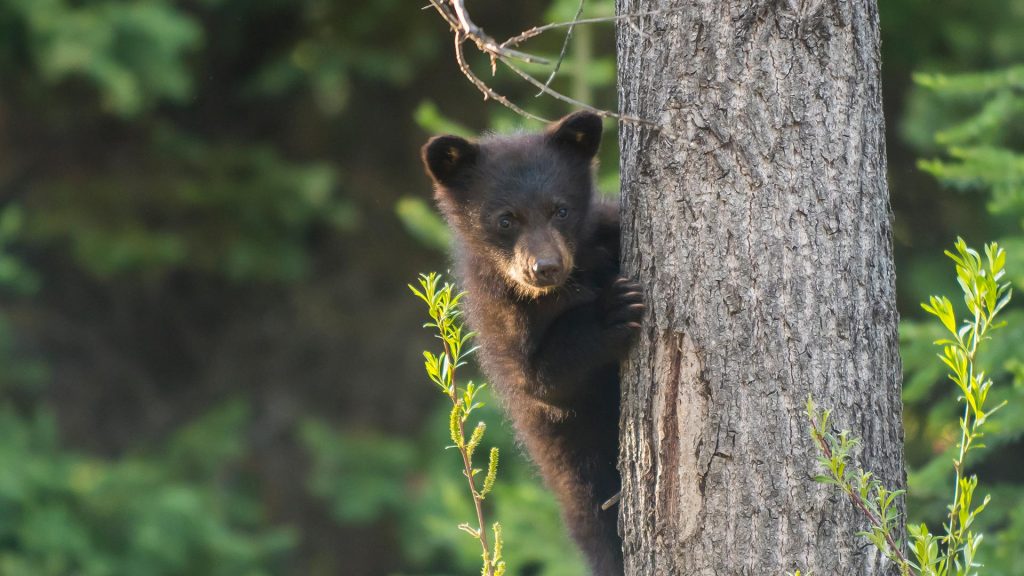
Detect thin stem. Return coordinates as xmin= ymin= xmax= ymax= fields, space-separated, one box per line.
xmin=944 ymin=303 xmax=984 ymax=573
xmin=441 ymin=337 xmax=494 ymax=576
xmin=946 ymin=401 xmax=970 ymax=552
xmin=536 ymin=0 xmax=584 ymax=96
xmin=500 ymin=11 xmax=665 ymax=48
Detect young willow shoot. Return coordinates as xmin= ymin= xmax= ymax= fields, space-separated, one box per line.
xmin=410 ymin=272 xmax=506 ymax=576
xmin=807 ymin=238 xmax=1012 ymax=576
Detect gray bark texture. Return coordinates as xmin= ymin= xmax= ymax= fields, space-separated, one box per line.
xmin=615 ymin=1 xmax=905 ymax=574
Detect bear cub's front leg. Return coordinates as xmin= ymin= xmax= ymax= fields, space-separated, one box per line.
xmin=526 ymin=275 xmax=644 ymax=406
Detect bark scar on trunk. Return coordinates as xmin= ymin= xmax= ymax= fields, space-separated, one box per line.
xmin=652 ymin=331 xmax=707 ymax=543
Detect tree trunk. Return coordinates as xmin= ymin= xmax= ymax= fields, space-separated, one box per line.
xmin=615 ymin=1 xmax=905 ymax=574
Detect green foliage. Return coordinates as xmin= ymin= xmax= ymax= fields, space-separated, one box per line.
xmin=0 ymin=0 xmax=201 ymax=116
xmin=300 ymin=421 xmax=416 ymax=523
xmin=0 ymin=403 xmax=295 ymax=576
xmin=1 ymin=204 xmax=298 ymax=573
xmin=808 ymin=239 xmax=1013 ymax=576
xmin=414 ymin=101 xmax=474 ymax=138
xmin=1 ymin=0 xmax=434 ymax=284
xmin=395 ymin=196 xmax=450 ymax=253
xmin=910 ymin=64 xmax=1024 ymax=227
xmin=410 ymin=272 xmax=505 ymax=576
xmin=914 ymin=66 xmax=1024 ymax=214
xmin=24 ymin=130 xmax=355 ymax=281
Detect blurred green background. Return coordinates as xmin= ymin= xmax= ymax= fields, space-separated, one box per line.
xmin=0 ymin=1 xmax=1023 ymax=574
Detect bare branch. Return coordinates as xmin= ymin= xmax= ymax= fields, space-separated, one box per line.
xmin=454 ymin=35 xmax=549 ymax=122
xmin=426 ymin=0 xmax=459 ymax=31
xmin=500 ymin=57 xmax=653 ymax=125
xmin=449 ymin=0 xmax=551 ymax=65
xmin=450 ymin=0 xmax=478 ymax=35
xmin=426 ymin=0 xmax=660 ymax=124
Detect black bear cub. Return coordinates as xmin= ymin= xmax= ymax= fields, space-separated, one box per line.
xmin=422 ymin=111 xmax=643 ymax=576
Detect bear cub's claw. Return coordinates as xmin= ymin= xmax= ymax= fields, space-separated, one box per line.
xmin=601 ymin=276 xmax=645 ymax=346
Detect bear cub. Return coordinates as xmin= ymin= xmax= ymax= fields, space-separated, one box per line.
xmin=421 ymin=111 xmax=643 ymax=576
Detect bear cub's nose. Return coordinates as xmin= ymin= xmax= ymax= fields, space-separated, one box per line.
xmin=531 ymin=258 xmax=563 ymax=285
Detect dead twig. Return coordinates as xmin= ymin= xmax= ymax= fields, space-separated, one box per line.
xmin=426 ymin=0 xmax=661 ymax=124
xmin=499 ymin=57 xmax=652 ymax=125
xmin=601 ymin=491 xmax=621 ymax=510
xmin=436 ymin=0 xmax=551 ymax=65
xmin=454 ymin=34 xmax=548 ymax=122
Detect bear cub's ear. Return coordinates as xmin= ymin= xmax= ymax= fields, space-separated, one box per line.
xmin=547 ymin=111 xmax=603 ymax=159
xmin=422 ymin=135 xmax=478 ymax=186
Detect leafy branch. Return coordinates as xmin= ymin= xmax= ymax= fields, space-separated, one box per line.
xmin=922 ymin=238 xmax=1011 ymax=574
xmin=410 ymin=272 xmax=506 ymax=576
xmin=806 ymin=398 xmax=912 ymax=574
xmin=807 ymin=238 xmax=1012 ymax=576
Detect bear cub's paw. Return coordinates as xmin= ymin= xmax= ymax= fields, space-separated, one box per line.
xmin=600 ymin=276 xmax=645 ymax=351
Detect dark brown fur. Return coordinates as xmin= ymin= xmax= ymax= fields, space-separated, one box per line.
xmin=421 ymin=112 xmax=643 ymax=576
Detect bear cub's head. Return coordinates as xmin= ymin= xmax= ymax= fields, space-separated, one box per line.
xmin=422 ymin=111 xmax=603 ymax=298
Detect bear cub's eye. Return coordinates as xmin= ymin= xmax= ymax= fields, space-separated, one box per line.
xmin=498 ymin=216 xmax=513 ymax=229
xmin=555 ymin=207 xmax=569 ymax=220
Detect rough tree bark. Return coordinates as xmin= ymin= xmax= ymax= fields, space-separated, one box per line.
xmin=615 ymin=1 xmax=904 ymax=574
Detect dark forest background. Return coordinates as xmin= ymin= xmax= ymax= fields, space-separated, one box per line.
xmin=1 ymin=1 xmax=1023 ymax=574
